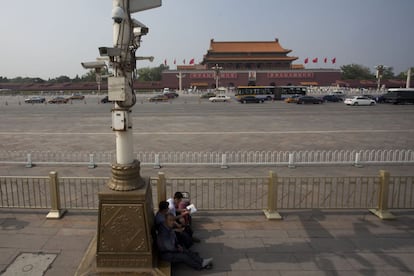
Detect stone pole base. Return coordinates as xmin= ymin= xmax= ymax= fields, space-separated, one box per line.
xmin=75 ymin=161 xmax=170 ymax=275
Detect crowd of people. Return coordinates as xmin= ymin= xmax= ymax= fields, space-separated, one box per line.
xmin=154 ymin=192 xmax=213 ymax=270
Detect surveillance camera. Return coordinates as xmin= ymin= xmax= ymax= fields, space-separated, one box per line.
xmin=81 ymin=61 xmax=107 ymax=70
xmin=112 ymin=6 xmax=125 ymax=23
xmin=99 ymin=47 xmax=122 ymax=57
xmin=133 ymin=26 xmax=149 ymax=36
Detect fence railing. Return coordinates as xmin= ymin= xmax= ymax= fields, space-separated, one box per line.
xmin=1 ymin=149 xmax=413 ymax=168
xmin=1 ymin=171 xmax=413 ymax=220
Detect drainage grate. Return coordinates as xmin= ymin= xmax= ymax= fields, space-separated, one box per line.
xmin=2 ymin=252 xmax=57 ymax=276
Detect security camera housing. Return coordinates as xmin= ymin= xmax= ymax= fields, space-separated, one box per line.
xmin=112 ymin=6 xmax=125 ymax=23
xmin=81 ymin=61 xmax=107 ymax=70
xmin=133 ymin=27 xmax=149 ymax=36
xmin=99 ymin=47 xmax=122 ymax=57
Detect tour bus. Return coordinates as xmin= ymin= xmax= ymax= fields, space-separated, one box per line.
xmin=382 ymin=88 xmax=414 ymax=104
xmin=274 ymin=86 xmax=307 ymax=100
xmin=235 ymin=86 xmax=276 ymax=101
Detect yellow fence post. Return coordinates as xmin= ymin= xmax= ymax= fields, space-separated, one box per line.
xmin=263 ymin=171 xmax=282 ymax=220
xmin=369 ymin=170 xmax=396 ymax=220
xmin=157 ymin=172 xmax=167 ymax=203
xmin=46 ymin=171 xmax=67 ymax=219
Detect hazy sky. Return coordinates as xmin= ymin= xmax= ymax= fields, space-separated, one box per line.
xmin=1 ymin=0 xmax=413 ymax=79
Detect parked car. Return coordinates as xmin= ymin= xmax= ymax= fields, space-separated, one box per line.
xmin=344 ymin=96 xmax=376 ymax=106
xmin=100 ymin=96 xmax=113 ymax=103
xmin=284 ymin=95 xmax=300 ymax=103
xmin=238 ymin=96 xmax=264 ymax=104
xmin=200 ymin=92 xmax=216 ymax=99
xmin=48 ymin=97 xmax=69 ymax=104
xmin=209 ymin=95 xmax=231 ymax=102
xmin=149 ymin=94 xmax=169 ymax=102
xmin=24 ymin=96 xmax=46 ymax=103
xmin=297 ymin=96 xmax=323 ymax=104
xmin=322 ymin=95 xmax=343 ymax=102
xmin=68 ymin=93 xmax=85 ymax=100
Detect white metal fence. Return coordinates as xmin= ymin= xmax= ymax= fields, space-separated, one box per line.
xmin=0 ymin=149 xmax=413 ymax=168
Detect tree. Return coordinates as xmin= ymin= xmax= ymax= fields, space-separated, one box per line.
xmin=340 ymin=64 xmax=375 ymax=80
xmin=377 ymin=67 xmax=394 ymax=80
xmin=396 ymin=67 xmax=413 ymax=80
xmin=136 ymin=64 xmax=168 ymax=81
xmin=50 ymin=75 xmax=71 ymax=83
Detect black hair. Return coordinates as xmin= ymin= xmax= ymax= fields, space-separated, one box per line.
xmin=158 ymin=201 xmax=169 ymax=211
xmin=174 ymin=192 xmax=183 ymax=199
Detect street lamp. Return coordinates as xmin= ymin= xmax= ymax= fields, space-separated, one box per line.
xmin=375 ymin=65 xmax=386 ymax=91
xmin=211 ymin=63 xmax=223 ymax=91
xmin=78 ymin=0 xmax=162 ymax=272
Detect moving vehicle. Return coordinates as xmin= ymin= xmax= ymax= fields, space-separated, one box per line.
xmin=275 ymin=86 xmax=307 ymax=100
xmin=381 ymin=88 xmax=414 ymax=104
xmin=48 ymin=97 xmax=69 ymax=104
xmin=149 ymin=95 xmax=169 ymax=102
xmin=322 ymin=95 xmax=343 ymax=102
xmin=209 ymin=95 xmax=231 ymax=102
xmin=235 ymin=86 xmax=275 ymax=101
xmin=284 ymin=95 xmax=300 ymax=103
xmin=164 ymin=92 xmax=179 ymax=99
xmin=200 ymin=92 xmax=216 ymax=99
xmin=24 ymin=96 xmax=46 ymax=103
xmin=68 ymin=93 xmax=85 ymax=100
xmin=239 ymin=96 xmax=264 ymax=103
xmin=297 ymin=96 xmax=323 ymax=104
xmin=344 ymin=96 xmax=376 ymax=106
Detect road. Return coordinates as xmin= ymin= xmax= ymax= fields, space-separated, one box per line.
xmin=1 ymin=94 xmax=413 ymax=153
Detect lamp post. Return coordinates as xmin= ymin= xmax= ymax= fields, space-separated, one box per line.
xmin=375 ymin=65 xmax=385 ymax=91
xmin=176 ymin=71 xmax=186 ymax=93
xmin=78 ymin=0 xmax=162 ymax=273
xmin=212 ymin=63 xmax=223 ymax=91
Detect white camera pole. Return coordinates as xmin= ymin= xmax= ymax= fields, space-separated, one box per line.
xmin=112 ymin=0 xmax=134 ymax=166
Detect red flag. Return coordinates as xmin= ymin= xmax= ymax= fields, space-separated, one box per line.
xmin=189 ymin=58 xmax=195 ymax=65
xmin=183 ymin=59 xmax=186 ymax=64
xmin=312 ymin=58 xmax=318 ymax=63
xmin=324 ymin=58 xmax=327 ymax=63
xmin=331 ymin=58 xmax=336 ymax=64
xmin=164 ymin=59 xmax=167 ymax=66
xmin=173 ymin=59 xmax=176 ymax=65
xmin=304 ymin=58 xmax=309 ymax=64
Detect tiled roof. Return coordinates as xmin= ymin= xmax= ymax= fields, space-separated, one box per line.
xmin=204 ymin=56 xmax=298 ymax=61
xmin=209 ymin=39 xmax=291 ymax=53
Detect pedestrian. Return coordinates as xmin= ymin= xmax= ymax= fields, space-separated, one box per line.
xmin=157 ymin=213 xmax=213 ymax=270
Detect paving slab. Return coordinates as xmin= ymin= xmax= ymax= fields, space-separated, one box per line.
xmin=0 ymin=209 xmax=413 ymax=275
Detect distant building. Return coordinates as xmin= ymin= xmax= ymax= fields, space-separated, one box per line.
xmin=161 ymin=38 xmax=341 ymax=89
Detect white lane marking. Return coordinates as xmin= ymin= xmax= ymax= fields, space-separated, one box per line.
xmin=0 ymin=129 xmax=413 ymax=135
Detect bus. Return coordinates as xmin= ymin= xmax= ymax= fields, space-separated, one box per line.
xmin=274 ymin=86 xmax=307 ymax=100
xmin=235 ymin=86 xmax=275 ymax=101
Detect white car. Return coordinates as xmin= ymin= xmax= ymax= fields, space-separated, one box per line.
xmin=209 ymin=95 xmax=231 ymax=102
xmin=344 ymin=96 xmax=376 ymax=106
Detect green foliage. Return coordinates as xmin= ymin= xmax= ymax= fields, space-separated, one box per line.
xmin=340 ymin=64 xmax=375 ymax=80
xmin=137 ymin=64 xmax=169 ymax=81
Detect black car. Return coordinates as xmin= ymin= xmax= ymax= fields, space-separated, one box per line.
xmin=297 ymin=96 xmax=323 ymax=104
xmin=239 ymin=96 xmax=264 ymax=104
xmin=164 ymin=92 xmax=179 ymax=98
xmin=322 ymin=95 xmax=343 ymax=102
